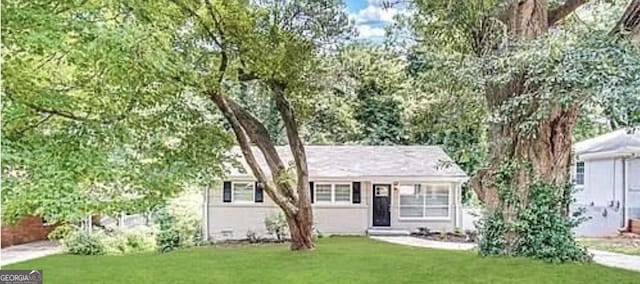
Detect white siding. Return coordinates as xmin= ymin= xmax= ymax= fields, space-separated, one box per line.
xmin=572 ymin=158 xmax=627 ymax=237
xmin=627 ymin=158 xmax=640 ymax=219
xmin=207 ymin=182 xmax=370 ymax=240
xmin=207 ymin=180 xmax=463 ymax=240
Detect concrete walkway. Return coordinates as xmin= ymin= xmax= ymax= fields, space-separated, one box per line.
xmin=370 ymin=236 xmax=476 ymax=250
xmin=370 ymin=236 xmax=640 ymax=273
xmin=589 ymin=249 xmax=640 ymax=272
xmin=1 ymin=241 xmax=62 ymax=267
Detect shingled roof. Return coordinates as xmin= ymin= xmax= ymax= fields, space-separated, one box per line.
xmin=225 ymin=145 xmax=467 ymax=179
xmin=575 ymin=128 xmax=640 ymax=158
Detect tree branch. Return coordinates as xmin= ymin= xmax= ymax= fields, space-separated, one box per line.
xmin=208 ymin=90 xmax=297 ymax=214
xmin=5 ymin=91 xmax=100 ymax=123
xmin=168 ymin=0 xmax=221 ymax=48
xmin=610 ymin=0 xmax=640 ymax=41
xmin=225 ymin=96 xmax=299 ymax=201
xmin=270 ymin=81 xmax=312 ymax=208
xmin=7 ymin=114 xmax=54 ymax=141
xmin=548 ymin=0 xmax=589 ymax=26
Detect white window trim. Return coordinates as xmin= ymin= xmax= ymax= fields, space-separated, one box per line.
xmin=314 ymin=183 xmax=352 ymax=204
xmin=574 ymin=161 xmax=585 ymax=187
xmin=229 ymin=181 xmax=255 ymax=203
xmin=397 ymin=183 xmax=452 ymax=221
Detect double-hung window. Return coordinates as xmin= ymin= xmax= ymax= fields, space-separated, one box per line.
xmin=232 ymin=182 xmax=254 ymax=202
xmin=399 ymin=184 xmax=450 ymax=219
xmin=315 ymin=183 xmax=352 ymax=203
xmin=574 ymin=162 xmax=585 ymax=186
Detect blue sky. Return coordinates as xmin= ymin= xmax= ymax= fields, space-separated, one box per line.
xmin=345 ymin=0 xmax=404 ymax=40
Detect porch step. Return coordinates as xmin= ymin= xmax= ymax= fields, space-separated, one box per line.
xmin=367 ymin=227 xmax=410 ymax=236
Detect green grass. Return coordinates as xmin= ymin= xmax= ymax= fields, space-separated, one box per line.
xmin=5 ymin=237 xmax=639 ymax=284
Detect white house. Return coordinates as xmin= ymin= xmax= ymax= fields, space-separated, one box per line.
xmin=571 ymin=128 xmax=640 ymax=237
xmin=203 ymin=145 xmax=468 ymax=240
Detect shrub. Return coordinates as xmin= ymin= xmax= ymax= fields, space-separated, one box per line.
xmin=512 ymin=181 xmax=591 ymax=262
xmin=148 ymin=191 xmax=203 ymax=252
xmin=63 ymin=228 xmax=156 ymax=255
xmin=477 ymin=178 xmax=591 ymax=262
xmin=99 ymin=230 xmax=156 ymax=255
xmin=246 ymin=230 xmax=259 ymax=243
xmin=477 ymin=211 xmax=507 ymax=256
xmin=126 ymin=231 xmax=156 ymax=252
xmin=156 ymin=228 xmax=181 ymax=253
xmin=264 ymin=212 xmax=288 ymax=240
xmin=48 ymin=223 xmax=76 ymax=241
xmin=63 ymin=231 xmax=105 ymax=255
xmin=102 ymin=232 xmax=130 ymax=255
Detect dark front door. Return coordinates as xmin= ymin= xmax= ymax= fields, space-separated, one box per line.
xmin=373 ymin=184 xmax=391 ymax=227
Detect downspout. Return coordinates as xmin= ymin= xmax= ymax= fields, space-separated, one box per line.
xmin=619 ymin=158 xmax=629 ymax=232
xmin=202 ymin=187 xmax=209 ymax=241
xmin=456 ymin=182 xmax=463 ymax=229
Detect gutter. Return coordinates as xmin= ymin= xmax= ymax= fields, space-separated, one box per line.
xmin=578 ymin=149 xmax=640 ymax=160
xmin=227 ymin=175 xmax=470 ymax=183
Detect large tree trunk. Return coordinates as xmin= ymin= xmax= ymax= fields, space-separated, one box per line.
xmin=286 ymin=209 xmax=315 ymax=250
xmin=473 ymin=0 xmax=571 ymax=201
xmin=271 ymin=81 xmax=314 ymax=250
xmin=189 ymin=0 xmax=315 ymax=251
xmin=209 ymin=88 xmax=314 ymax=250
xmin=472 ymin=0 xmax=640 ymax=253
xmin=471 ymin=0 xmax=579 ymax=251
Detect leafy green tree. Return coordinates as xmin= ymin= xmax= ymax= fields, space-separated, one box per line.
xmin=354 ymin=81 xmax=406 ymax=145
xmin=2 ymin=0 xmax=352 ymax=250
xmin=403 ymin=0 xmax=640 ymax=259
xmin=325 ymin=45 xmax=410 ymax=145
xmin=2 ymin=0 xmax=232 ymax=223
xmin=404 ymin=49 xmax=488 ymax=203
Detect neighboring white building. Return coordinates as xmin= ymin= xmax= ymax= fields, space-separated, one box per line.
xmin=203 ymin=146 xmax=468 ymax=240
xmin=572 ymin=128 xmax=640 ymax=237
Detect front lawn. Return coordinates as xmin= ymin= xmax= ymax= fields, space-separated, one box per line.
xmin=5 ymin=237 xmax=639 ymax=283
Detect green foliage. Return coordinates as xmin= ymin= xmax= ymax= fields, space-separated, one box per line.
xmin=512 ymin=181 xmax=591 ymax=263
xmin=477 ymin=211 xmax=506 ymax=255
xmin=47 ymin=224 xmax=76 ymax=241
xmin=1 ymin=0 xmax=353 ymax=226
xmin=264 ymin=212 xmax=289 ymax=240
xmin=151 ymin=203 xmax=200 ymax=253
xmin=354 ymin=81 xmax=406 ymax=145
xmin=478 ymin=161 xmax=591 ymax=262
xmin=63 ymin=229 xmax=155 ymax=255
xmin=405 ymin=50 xmax=487 ymax=202
xmin=63 ymin=231 xmax=106 ymax=256
xmin=102 ymin=232 xmax=131 ymax=255
xmin=301 ymin=45 xmax=409 ymax=145
xmin=484 ymin=32 xmax=640 ymax=138
xmin=1 ymin=0 xmax=233 ymax=224
xmin=125 ymin=232 xmax=157 ymax=252
xmin=404 ymin=0 xmax=502 ymax=55
xmin=155 ymin=228 xmax=182 ymax=253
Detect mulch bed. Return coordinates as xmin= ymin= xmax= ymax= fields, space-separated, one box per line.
xmin=208 ymin=238 xmax=289 ymax=247
xmin=411 ymin=229 xmax=477 ymax=243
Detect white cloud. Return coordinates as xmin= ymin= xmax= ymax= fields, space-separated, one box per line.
xmin=350 ymin=4 xmax=399 ymax=25
xmin=356 ymin=24 xmax=386 ymax=39
xmin=349 ymin=1 xmax=411 ymax=39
